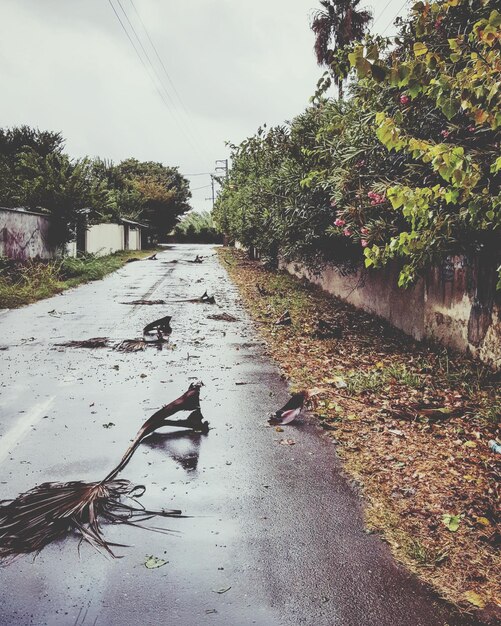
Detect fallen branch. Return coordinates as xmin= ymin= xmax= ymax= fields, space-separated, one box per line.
xmin=55 ymin=338 xmax=110 ymax=349
xmin=0 ymin=383 xmax=206 ymax=562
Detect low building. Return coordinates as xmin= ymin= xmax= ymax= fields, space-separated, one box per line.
xmin=0 ymin=207 xmax=149 ymax=260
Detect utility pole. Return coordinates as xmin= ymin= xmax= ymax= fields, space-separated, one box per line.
xmin=209 ymin=175 xmax=215 ymax=208
xmin=215 ymin=159 xmax=228 ymax=178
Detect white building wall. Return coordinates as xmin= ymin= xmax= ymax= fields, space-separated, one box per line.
xmin=86 ymin=223 xmax=124 ymax=256
xmin=128 ymin=227 xmax=141 ymax=250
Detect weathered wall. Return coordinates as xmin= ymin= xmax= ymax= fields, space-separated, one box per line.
xmin=0 ymin=208 xmax=54 ymax=260
xmin=86 ymin=223 xmax=124 ymax=256
xmin=282 ymin=255 xmax=501 ymax=369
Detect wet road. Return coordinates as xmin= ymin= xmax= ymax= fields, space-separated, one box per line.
xmin=0 ymin=244 xmax=465 ymax=626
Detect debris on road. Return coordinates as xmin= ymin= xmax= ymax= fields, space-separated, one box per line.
xmin=146 ymin=253 xmax=158 ymax=261
xmin=0 ymin=479 xmax=183 ymax=562
xmin=200 ymin=290 xmax=216 ymax=304
xmin=268 ymin=391 xmax=308 ymax=425
xmin=144 ymin=555 xmax=168 ymax=569
xmin=121 ymin=299 xmax=166 ymax=305
xmin=212 ymin=586 xmax=231 ymax=594
xmin=278 ymin=438 xmax=296 ymax=446
xmin=115 ymin=339 xmax=147 ymax=352
xmin=0 ymin=383 xmax=207 ymax=562
xmin=55 ymin=337 xmax=110 ymax=349
xmin=275 ymin=310 xmax=291 ymax=326
xmin=143 ymin=315 xmax=172 ymax=337
xmin=190 ymin=255 xmax=203 ymax=264
xmin=208 ymin=312 xmax=238 ymax=322
xmin=167 ymin=291 xmax=216 ymax=305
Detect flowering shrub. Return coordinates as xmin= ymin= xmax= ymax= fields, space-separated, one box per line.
xmin=214 ymin=0 xmax=500 ymax=287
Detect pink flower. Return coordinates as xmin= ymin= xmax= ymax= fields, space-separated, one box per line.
xmin=361 ymin=227 xmax=369 ymax=235
xmin=467 ymin=125 xmax=475 ymax=132
xmin=440 ymin=129 xmax=450 ymax=138
xmin=343 ymin=228 xmax=352 ymax=237
xmin=334 ymin=218 xmax=346 ymax=227
xmin=361 ymin=239 xmax=369 ymax=247
xmin=330 ymin=199 xmax=337 ymax=207
xmin=400 ymin=94 xmax=410 ymax=105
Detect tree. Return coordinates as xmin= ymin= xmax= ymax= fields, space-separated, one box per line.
xmin=14 ymin=150 xmax=111 ymax=246
xmin=116 ymin=159 xmax=191 ymax=240
xmin=311 ymin=0 xmax=372 ymax=99
xmin=173 ymin=211 xmax=221 ymax=243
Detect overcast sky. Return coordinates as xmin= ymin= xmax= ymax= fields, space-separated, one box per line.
xmin=0 ymin=0 xmax=407 ymax=212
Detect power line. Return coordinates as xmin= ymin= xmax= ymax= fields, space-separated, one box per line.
xmin=372 ymin=0 xmax=394 ymax=28
xmin=126 ymin=0 xmax=211 ymax=162
xmin=107 ymin=0 xmax=149 ymax=73
xmin=114 ymin=0 xmax=201 ymax=156
xmin=116 ymin=0 xmax=177 ymax=111
xmin=129 ymin=0 xmax=191 ymax=119
xmin=381 ymin=0 xmax=409 ymax=35
xmin=107 ymin=0 xmax=204 ymax=161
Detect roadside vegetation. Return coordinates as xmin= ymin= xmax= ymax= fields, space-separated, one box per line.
xmin=213 ymin=0 xmax=500 ymax=288
xmin=220 ymin=247 xmax=500 ymax=620
xmin=172 ymin=210 xmax=222 ymax=243
xmin=0 ymin=249 xmax=159 ymax=309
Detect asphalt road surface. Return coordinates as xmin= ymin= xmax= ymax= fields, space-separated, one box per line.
xmin=0 ymin=244 xmax=472 ymax=626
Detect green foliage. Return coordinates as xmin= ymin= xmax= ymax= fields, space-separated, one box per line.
xmin=114 ymin=159 xmax=191 ymax=240
xmin=172 ymin=211 xmax=222 ymax=243
xmin=0 ymin=127 xmax=191 ymax=245
xmin=215 ymin=0 xmax=500 ymax=287
xmin=348 ymin=0 xmax=500 ymax=284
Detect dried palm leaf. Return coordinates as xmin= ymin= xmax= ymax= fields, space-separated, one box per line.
xmin=165 ymin=291 xmax=215 ymax=304
xmin=55 ymin=337 xmax=110 ymax=349
xmin=105 ymin=382 xmax=203 ymax=480
xmin=0 ymin=479 xmax=181 ymax=562
xmin=0 ymin=383 xmax=204 ymax=562
xmin=115 ymin=339 xmax=147 ymax=352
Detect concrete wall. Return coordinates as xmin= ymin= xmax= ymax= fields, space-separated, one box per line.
xmin=86 ymin=223 xmax=124 ymax=256
xmin=128 ymin=227 xmax=141 ymax=251
xmin=0 ymin=208 xmax=54 ymax=260
xmin=282 ymin=255 xmax=501 ymax=369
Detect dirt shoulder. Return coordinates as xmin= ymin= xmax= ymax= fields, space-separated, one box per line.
xmin=219 ymin=248 xmax=500 ymax=623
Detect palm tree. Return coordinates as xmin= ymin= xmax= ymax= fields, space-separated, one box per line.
xmin=311 ymin=0 xmax=372 ymax=99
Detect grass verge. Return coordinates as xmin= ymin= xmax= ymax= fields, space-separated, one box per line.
xmin=219 ymin=247 xmax=500 ymax=622
xmin=0 ymin=249 xmax=159 ymax=308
